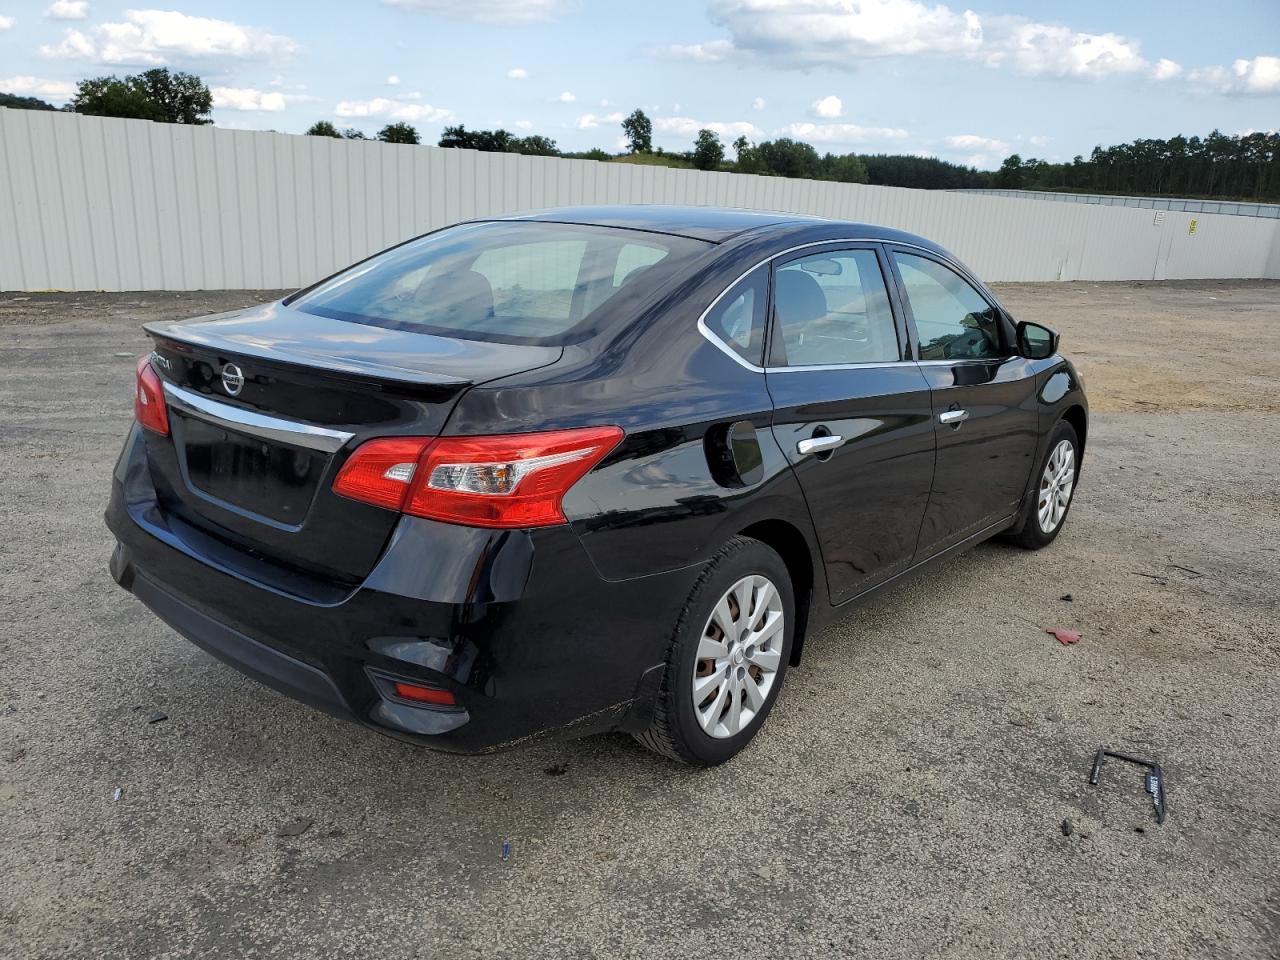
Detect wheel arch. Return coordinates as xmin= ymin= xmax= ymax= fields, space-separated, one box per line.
xmin=737 ymin=518 xmax=815 ymax=667
xmin=1061 ymin=403 xmax=1088 ymax=456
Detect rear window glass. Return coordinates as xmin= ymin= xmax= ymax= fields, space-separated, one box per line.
xmin=290 ymin=221 xmax=709 ymax=345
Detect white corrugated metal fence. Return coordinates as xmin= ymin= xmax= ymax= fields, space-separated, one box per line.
xmin=2 ymin=107 xmax=1278 ymax=292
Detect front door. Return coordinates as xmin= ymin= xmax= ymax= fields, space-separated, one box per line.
xmin=766 ymin=244 xmax=936 ymax=604
xmin=886 ymin=248 xmax=1041 ymax=557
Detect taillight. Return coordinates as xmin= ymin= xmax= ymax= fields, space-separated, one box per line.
xmin=333 ymin=426 xmax=623 ymax=528
xmin=392 ymin=681 xmax=456 ymax=706
xmin=134 ymin=356 xmax=169 ymax=436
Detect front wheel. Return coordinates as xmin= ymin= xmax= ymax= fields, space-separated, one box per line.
xmin=1009 ymin=420 xmax=1080 ymax=550
xmin=633 ymin=537 xmax=794 ymax=766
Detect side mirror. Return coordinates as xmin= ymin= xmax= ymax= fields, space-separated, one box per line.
xmin=1016 ymin=320 xmax=1059 ymax=360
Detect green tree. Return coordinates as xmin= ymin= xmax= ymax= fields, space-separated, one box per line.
xmin=691 ymin=128 xmax=724 ymax=171
xmin=342 ymin=127 xmax=367 ymax=140
xmin=0 ymin=92 xmax=58 ymax=111
xmin=513 ymin=134 xmax=559 ymax=156
xmin=753 ymin=138 xmax=821 ymax=179
xmin=621 ymin=109 xmax=652 ymax=153
xmin=821 ymin=153 xmax=869 ymax=184
xmin=994 ymin=154 xmax=1024 ymax=189
xmin=72 ymin=68 xmax=211 ymax=124
xmin=439 ymin=125 xmax=559 ymax=156
xmin=378 ymin=122 xmax=419 ymax=144
xmin=305 ymin=120 xmax=342 ymax=137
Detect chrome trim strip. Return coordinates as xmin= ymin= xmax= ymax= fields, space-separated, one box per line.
xmin=696 ymin=236 xmax=987 ymax=374
xmin=163 ymin=383 xmax=355 ymax=454
xmin=763 ymin=360 xmax=911 ymax=373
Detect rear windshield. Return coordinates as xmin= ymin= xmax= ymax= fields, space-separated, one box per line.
xmin=289 ymin=220 xmax=711 ymax=345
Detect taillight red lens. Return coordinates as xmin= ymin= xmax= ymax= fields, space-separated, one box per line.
xmin=332 ymin=436 xmax=431 ymax=511
xmin=134 ymin=356 xmax=169 ymax=436
xmin=333 ymin=426 xmax=624 ymax=529
xmin=392 ymin=681 xmax=456 ymax=706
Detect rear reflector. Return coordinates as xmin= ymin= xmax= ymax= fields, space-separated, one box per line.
xmin=333 ymin=425 xmax=623 ymax=529
xmin=392 ymin=681 xmax=457 ymax=706
xmin=134 ymin=356 xmax=169 ymax=436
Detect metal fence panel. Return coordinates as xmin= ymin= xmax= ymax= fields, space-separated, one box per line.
xmin=2 ymin=108 xmax=1277 ymax=291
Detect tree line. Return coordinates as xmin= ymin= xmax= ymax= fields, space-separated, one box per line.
xmin=995 ymin=132 xmax=1280 ymax=202
xmin=4 ymin=69 xmax=1276 ymax=201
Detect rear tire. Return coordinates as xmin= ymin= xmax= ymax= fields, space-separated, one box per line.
xmin=1009 ymin=420 xmax=1079 ymax=550
xmin=633 ymin=537 xmax=794 ymax=766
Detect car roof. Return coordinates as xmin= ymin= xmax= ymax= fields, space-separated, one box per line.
xmin=505 ymin=204 xmax=948 ymax=254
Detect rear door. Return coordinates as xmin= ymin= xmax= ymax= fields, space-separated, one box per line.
xmin=765 ymin=243 xmax=936 ymax=604
xmin=885 ymin=248 xmax=1040 ymax=556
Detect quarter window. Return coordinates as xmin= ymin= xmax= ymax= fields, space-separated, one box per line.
xmin=892 ymin=252 xmax=1004 ymax=361
xmin=773 ymin=249 xmax=899 ymax=366
xmin=703 ymin=266 xmax=768 ymax=366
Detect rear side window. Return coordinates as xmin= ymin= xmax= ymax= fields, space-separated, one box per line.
xmin=290 ymin=221 xmax=709 ymax=345
xmin=772 ymin=249 xmax=899 ymax=366
xmin=892 ymin=252 xmax=1004 ymax=361
xmin=703 ymin=266 xmax=768 ymax=366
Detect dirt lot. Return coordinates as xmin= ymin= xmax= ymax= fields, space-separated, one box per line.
xmin=1 ymin=280 xmax=1278 ymax=959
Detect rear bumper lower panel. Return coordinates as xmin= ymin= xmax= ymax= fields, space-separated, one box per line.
xmin=106 ymin=426 xmax=695 ymax=753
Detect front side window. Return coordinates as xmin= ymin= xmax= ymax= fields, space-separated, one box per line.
xmin=290 ymin=221 xmax=709 ymax=345
xmin=772 ymin=249 xmax=899 ymax=366
xmin=892 ymin=252 xmax=1004 ymax=361
xmin=703 ymin=266 xmax=768 ymax=366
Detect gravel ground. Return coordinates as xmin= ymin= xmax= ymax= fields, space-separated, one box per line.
xmin=1 ymin=280 xmax=1278 ymax=959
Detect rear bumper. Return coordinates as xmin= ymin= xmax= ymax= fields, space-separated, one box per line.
xmin=106 ymin=426 xmax=693 ymax=753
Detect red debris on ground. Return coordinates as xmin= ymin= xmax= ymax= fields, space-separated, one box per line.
xmin=1046 ymin=628 xmax=1082 ymax=646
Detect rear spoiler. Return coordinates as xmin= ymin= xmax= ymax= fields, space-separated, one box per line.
xmin=143 ymin=320 xmax=473 ymax=389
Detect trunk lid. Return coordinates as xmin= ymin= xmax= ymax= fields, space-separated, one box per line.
xmin=141 ymin=300 xmax=561 ymax=585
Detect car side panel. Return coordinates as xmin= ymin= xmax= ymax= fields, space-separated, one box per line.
xmin=447 ymin=324 xmax=826 ymax=590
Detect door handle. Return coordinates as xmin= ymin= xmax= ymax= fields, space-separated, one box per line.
xmin=797 ymin=435 xmax=845 ymax=456
xmin=939 ymin=409 xmax=969 ymax=426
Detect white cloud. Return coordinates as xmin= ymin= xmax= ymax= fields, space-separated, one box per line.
xmin=507 ymin=67 xmax=528 ymax=79
xmin=576 ymin=111 xmax=624 ymax=130
xmin=40 ymin=30 xmax=98 ymax=59
xmin=654 ymin=115 xmax=763 ymax=140
xmin=752 ymin=96 xmax=765 ymax=110
xmin=383 ymin=0 xmax=568 ymax=23
xmin=334 ymin=97 xmax=452 ymax=123
xmin=780 ymin=121 xmax=910 ymax=143
xmin=1190 ymin=56 xmax=1280 ymax=95
xmin=694 ymin=0 xmax=1220 ymax=89
xmin=212 ymin=86 xmax=295 ymax=112
xmin=655 ymin=39 xmax=734 ymax=63
xmin=47 ymin=1 xmax=88 ymax=20
xmin=945 ymin=134 xmax=1009 ymax=153
xmin=555 ymin=90 xmax=576 ymax=102
xmin=706 ymin=0 xmax=983 ymax=66
xmin=0 ymin=16 xmax=14 ymax=31
xmin=515 ymin=119 xmax=533 ymax=130
xmin=385 ymin=74 xmax=400 ymax=85
xmin=811 ymin=95 xmax=843 ymax=119
xmin=994 ymin=20 xmax=1147 ymax=78
xmin=1028 ymin=134 xmax=1049 ymax=147
xmin=0 ymin=75 xmax=76 ymax=100
xmin=39 ymin=10 xmax=298 ymax=64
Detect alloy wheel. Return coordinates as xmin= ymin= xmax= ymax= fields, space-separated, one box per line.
xmin=1037 ymin=439 xmax=1076 ymax=533
xmin=692 ymin=574 xmax=785 ymax=739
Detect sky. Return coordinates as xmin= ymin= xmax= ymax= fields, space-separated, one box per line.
xmin=0 ymin=0 xmax=1277 ymax=169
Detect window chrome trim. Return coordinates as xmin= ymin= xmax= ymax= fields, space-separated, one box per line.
xmin=163 ymin=383 xmax=355 ymax=454
xmin=696 ymin=236 xmax=982 ymax=374
xmin=763 ymin=360 xmax=910 ymax=373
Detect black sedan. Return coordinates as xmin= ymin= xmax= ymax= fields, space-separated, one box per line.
xmin=107 ymin=205 xmax=1087 ymax=765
